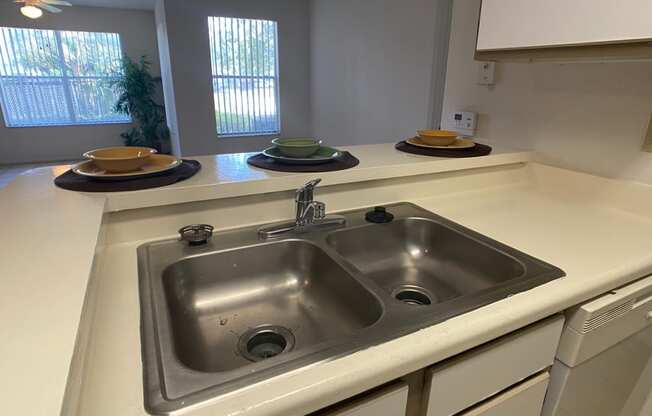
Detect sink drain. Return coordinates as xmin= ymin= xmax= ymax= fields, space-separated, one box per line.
xmin=238 ymin=325 xmax=296 ymax=362
xmin=392 ymin=285 xmax=434 ymax=306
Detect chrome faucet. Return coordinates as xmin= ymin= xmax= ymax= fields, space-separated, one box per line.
xmin=258 ymin=178 xmax=346 ymax=238
xmin=295 ymin=178 xmax=326 ymax=226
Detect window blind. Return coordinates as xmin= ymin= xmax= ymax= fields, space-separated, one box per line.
xmin=208 ymin=17 xmax=280 ymax=137
xmin=0 ymin=27 xmax=130 ymax=127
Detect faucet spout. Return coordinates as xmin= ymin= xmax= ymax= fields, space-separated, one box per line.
xmin=258 ymin=178 xmax=345 ymax=238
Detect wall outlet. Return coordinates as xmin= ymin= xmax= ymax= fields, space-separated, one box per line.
xmin=478 ymin=62 xmax=496 ymax=85
xmin=643 ymin=113 xmax=652 ymax=152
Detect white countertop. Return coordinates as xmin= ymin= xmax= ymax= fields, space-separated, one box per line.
xmin=4 ymin=143 xmax=652 ymax=416
xmin=0 ymin=167 xmax=106 ymax=416
xmin=78 ymin=162 xmax=652 ymax=416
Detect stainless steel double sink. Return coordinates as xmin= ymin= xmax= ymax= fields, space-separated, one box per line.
xmin=138 ymin=203 xmax=564 ymax=414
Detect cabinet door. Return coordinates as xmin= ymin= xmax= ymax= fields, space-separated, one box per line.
xmin=458 ymin=372 xmax=549 ymax=416
xmin=423 ymin=316 xmax=563 ymax=416
xmin=319 ymin=382 xmax=408 ymax=416
xmin=477 ymin=0 xmax=652 ymax=51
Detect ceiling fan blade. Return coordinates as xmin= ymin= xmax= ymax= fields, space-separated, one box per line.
xmin=39 ymin=0 xmax=72 ymax=6
xmin=38 ymin=4 xmax=62 ymax=13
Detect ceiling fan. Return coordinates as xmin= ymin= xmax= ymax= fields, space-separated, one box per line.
xmin=14 ymin=0 xmax=73 ymax=19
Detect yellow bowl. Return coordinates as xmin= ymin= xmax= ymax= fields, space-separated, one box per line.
xmin=416 ymin=130 xmax=459 ymax=146
xmin=83 ymin=146 xmax=157 ymax=173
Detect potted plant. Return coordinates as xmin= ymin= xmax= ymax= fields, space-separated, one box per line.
xmin=111 ymin=56 xmax=170 ymax=153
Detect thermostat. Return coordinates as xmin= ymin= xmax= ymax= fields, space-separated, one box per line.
xmin=449 ymin=111 xmax=477 ymax=137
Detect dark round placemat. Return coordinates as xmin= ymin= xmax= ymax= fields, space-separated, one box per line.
xmin=54 ymin=160 xmax=201 ymax=192
xmin=247 ymin=151 xmax=359 ymax=172
xmin=395 ymin=141 xmax=492 ymax=158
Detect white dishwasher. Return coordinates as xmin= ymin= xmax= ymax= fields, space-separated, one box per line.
xmin=543 ymin=275 xmax=652 ymax=416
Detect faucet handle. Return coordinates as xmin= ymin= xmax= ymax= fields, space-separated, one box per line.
xmin=297 ymin=178 xmax=322 ymax=194
xmin=313 ymin=201 xmax=326 ymax=220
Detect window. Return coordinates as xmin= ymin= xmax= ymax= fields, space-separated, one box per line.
xmin=208 ymin=17 xmax=280 ymax=137
xmin=0 ymin=27 xmax=130 ymax=127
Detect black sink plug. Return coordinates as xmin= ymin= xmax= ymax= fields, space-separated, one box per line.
xmin=365 ymin=206 xmax=394 ymax=224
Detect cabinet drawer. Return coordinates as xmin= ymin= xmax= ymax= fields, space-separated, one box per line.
xmin=424 ymin=315 xmax=563 ymax=416
xmin=459 ymin=372 xmax=549 ymax=416
xmin=317 ymin=382 xmax=408 ymax=416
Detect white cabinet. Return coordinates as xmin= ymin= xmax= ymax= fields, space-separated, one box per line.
xmin=423 ymin=316 xmax=563 ymax=416
xmin=315 ymin=316 xmax=563 ymax=416
xmin=318 ymin=382 xmax=409 ymax=416
xmin=477 ymin=0 xmax=652 ymax=51
xmin=458 ymin=372 xmax=550 ymax=416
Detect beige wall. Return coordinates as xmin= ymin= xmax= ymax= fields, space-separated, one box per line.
xmin=0 ymin=3 xmax=160 ymax=165
xmin=443 ymin=0 xmax=652 ymax=184
xmin=157 ymin=0 xmax=312 ymax=157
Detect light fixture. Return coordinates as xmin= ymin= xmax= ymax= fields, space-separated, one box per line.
xmin=21 ymin=5 xmax=43 ymax=19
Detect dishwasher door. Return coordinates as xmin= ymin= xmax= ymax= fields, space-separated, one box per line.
xmin=543 ymin=275 xmax=652 ymax=416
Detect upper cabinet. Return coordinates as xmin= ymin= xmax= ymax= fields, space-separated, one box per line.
xmin=476 ymin=0 xmax=652 ymax=61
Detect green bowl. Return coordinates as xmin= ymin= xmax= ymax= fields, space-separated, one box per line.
xmin=271 ymin=138 xmax=322 ymax=158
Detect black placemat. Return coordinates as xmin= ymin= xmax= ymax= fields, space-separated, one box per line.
xmin=54 ymin=160 xmax=201 ymax=192
xmin=247 ymin=151 xmax=359 ymax=172
xmin=395 ymin=141 xmax=492 ymax=158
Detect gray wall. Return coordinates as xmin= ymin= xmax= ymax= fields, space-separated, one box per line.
xmin=0 ymin=3 xmax=160 ymax=165
xmin=310 ymin=0 xmax=444 ymax=146
xmin=156 ymin=0 xmax=312 ymax=157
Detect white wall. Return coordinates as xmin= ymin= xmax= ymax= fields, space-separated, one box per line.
xmin=156 ymin=0 xmax=312 ymax=157
xmin=310 ymin=0 xmax=445 ymax=147
xmin=443 ymin=0 xmax=652 ymax=184
xmin=0 ymin=3 xmax=160 ymax=165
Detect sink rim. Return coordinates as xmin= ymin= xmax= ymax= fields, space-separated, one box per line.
xmin=138 ymin=202 xmax=565 ymax=414
xmin=139 ymin=237 xmax=389 ymax=412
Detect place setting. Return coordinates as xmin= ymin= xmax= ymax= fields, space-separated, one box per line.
xmin=395 ymin=130 xmax=492 ymax=158
xmin=54 ymin=146 xmax=201 ymax=192
xmin=247 ymin=138 xmax=359 ymax=172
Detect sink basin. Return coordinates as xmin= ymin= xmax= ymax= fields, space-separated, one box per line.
xmin=326 ymin=218 xmax=526 ymax=305
xmin=138 ymin=202 xmax=564 ymax=414
xmin=162 ymin=240 xmax=382 ymax=373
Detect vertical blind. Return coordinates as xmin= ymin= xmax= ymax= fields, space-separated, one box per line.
xmin=0 ymin=27 xmax=130 ymax=127
xmin=208 ymin=17 xmax=280 ymax=137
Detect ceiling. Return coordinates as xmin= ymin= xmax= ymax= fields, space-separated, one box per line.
xmin=69 ymin=0 xmax=155 ymax=10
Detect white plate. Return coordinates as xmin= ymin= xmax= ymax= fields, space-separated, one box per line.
xmin=406 ymin=137 xmax=476 ymax=150
xmin=72 ymin=154 xmax=182 ymax=180
xmin=262 ymin=146 xmax=341 ymax=165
